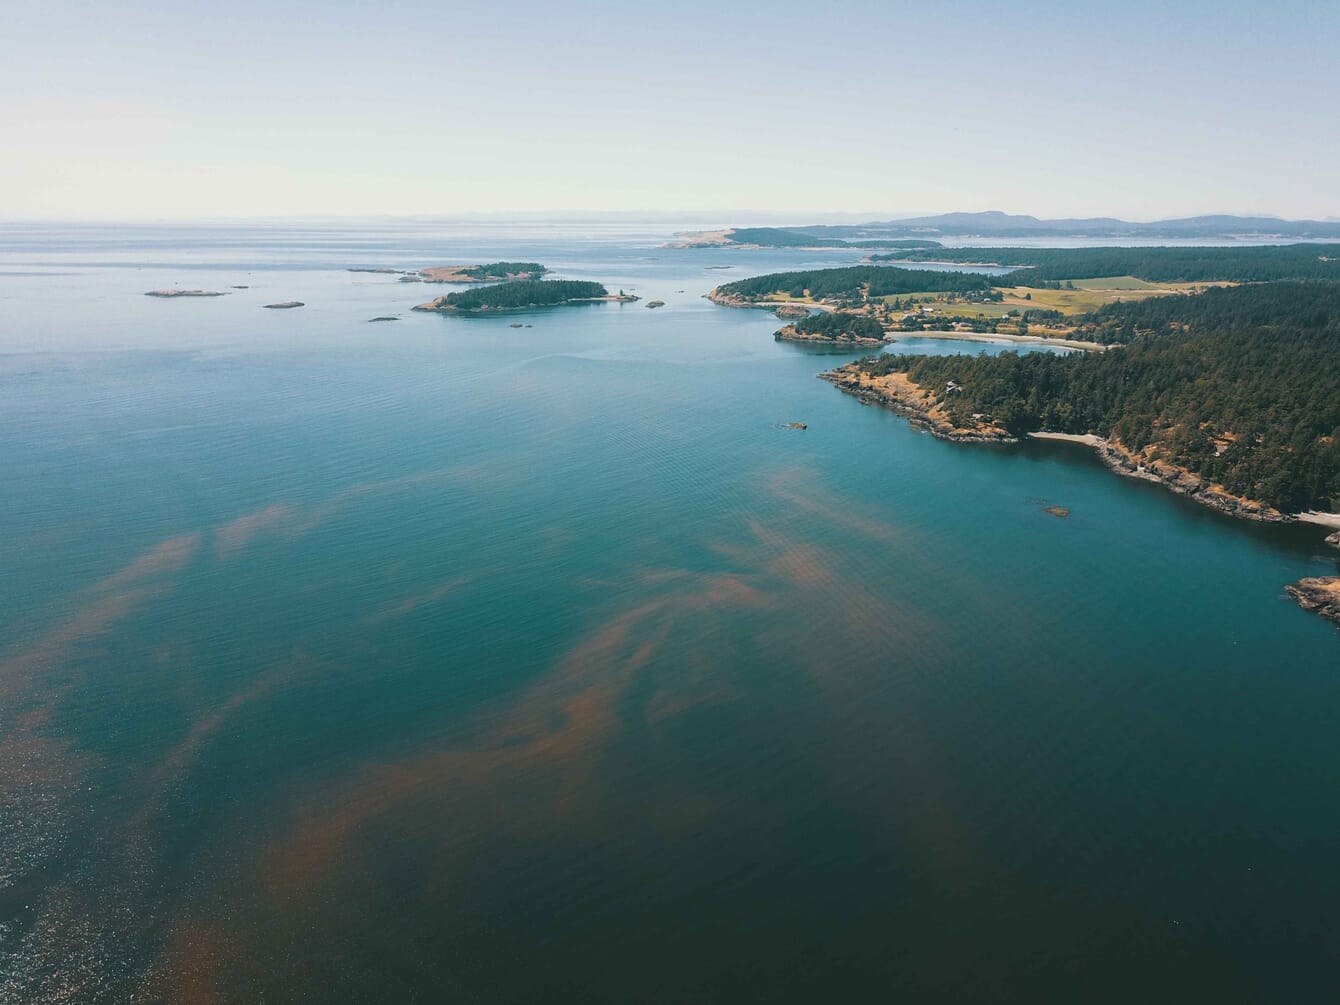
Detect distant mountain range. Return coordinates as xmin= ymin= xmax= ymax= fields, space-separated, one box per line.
xmin=835 ymin=212 xmax=1340 ymax=239
xmin=672 ymin=213 xmax=1340 ymax=248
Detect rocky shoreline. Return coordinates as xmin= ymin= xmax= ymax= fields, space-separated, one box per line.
xmin=776 ymin=325 xmax=889 ymax=347
xmin=823 ymin=362 xmax=1308 ymax=526
xmin=1286 ymin=578 xmax=1340 ymax=628
xmin=1086 ymin=438 xmax=1287 ymax=522
xmin=820 ymin=364 xmax=1016 ymax=443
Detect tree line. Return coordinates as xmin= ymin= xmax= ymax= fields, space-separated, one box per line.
xmin=716 ymin=266 xmax=995 ymax=301
xmin=456 ymin=262 xmax=546 ymax=280
xmin=869 ymin=245 xmax=1340 ymax=284
xmin=856 ymin=282 xmax=1340 ymax=512
xmin=792 ymin=311 xmax=886 ymax=340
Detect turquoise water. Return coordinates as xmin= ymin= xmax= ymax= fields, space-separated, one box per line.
xmin=1 ymin=222 xmax=1337 ymax=1002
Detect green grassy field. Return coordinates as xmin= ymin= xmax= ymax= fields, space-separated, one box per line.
xmin=768 ymin=276 xmax=1231 ymax=321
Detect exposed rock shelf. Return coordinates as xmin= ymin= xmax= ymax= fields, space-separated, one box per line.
xmin=1286 ymin=578 xmax=1340 ymax=628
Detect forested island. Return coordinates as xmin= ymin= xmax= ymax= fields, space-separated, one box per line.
xmin=776 ymin=311 xmax=890 ymax=345
xmin=414 ymin=279 xmax=635 ymax=313
xmin=419 ymin=262 xmax=548 ymax=283
xmin=824 ymin=282 xmax=1340 ymax=518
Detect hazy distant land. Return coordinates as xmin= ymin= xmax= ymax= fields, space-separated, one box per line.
xmin=671 ymin=212 xmax=1340 ymax=248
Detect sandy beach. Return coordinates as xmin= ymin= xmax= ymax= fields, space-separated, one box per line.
xmin=1028 ymin=432 xmax=1105 ymax=446
xmin=1298 ymin=511 xmax=1340 ymax=530
xmin=892 ymin=330 xmax=1109 ymax=352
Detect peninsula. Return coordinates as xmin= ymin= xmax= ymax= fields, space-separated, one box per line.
xmin=413 ymin=279 xmax=637 ymax=313
xmin=820 ymin=282 xmax=1340 ymax=525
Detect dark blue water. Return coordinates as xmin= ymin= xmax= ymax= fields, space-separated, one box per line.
xmin=1 ymin=221 xmax=1337 ymax=1003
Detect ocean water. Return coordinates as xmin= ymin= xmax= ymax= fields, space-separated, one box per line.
xmin=1 ymin=221 xmax=1337 ymax=1003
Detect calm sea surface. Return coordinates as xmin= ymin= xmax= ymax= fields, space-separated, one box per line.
xmin=1 ymin=221 xmax=1337 ymax=1003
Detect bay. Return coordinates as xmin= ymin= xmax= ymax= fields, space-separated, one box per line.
xmin=1 ymin=221 xmax=1336 ymax=1003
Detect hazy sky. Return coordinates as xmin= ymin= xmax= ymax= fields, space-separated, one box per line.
xmin=6 ymin=0 xmax=1337 ymax=221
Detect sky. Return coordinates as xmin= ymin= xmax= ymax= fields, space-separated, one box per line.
xmin=4 ymin=0 xmax=1338 ymax=221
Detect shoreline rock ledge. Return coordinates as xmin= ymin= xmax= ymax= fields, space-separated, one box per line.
xmin=1286 ymin=577 xmax=1340 ymax=628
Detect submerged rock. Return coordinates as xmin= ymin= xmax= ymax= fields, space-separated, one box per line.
xmin=1043 ymin=506 xmax=1071 ymax=518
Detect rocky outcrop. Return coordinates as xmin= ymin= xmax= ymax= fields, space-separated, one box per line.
xmin=263 ymin=301 xmax=304 ymax=309
xmin=774 ymin=303 xmax=810 ymax=318
xmin=1092 ymin=440 xmax=1287 ymax=522
xmin=707 ymin=289 xmax=751 ymax=308
xmin=1286 ymin=578 xmax=1340 ymax=628
xmin=646 ymin=300 xmax=666 ymax=309
xmin=820 ymin=364 xmax=1016 ymax=443
xmin=145 ymin=289 xmax=225 ymax=297
xmin=1326 ymin=531 xmax=1340 ymax=549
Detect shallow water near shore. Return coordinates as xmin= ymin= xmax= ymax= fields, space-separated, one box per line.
xmin=1 ymin=221 xmax=1337 ymax=1002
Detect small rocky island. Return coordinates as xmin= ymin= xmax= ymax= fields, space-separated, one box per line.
xmin=1286 ymin=578 xmax=1340 ymax=627
xmin=263 ymin=301 xmax=304 ymax=309
xmin=776 ymin=311 xmax=891 ymax=346
xmin=646 ymin=300 xmax=665 ymax=309
xmin=145 ymin=289 xmax=226 ymax=298
xmin=414 ymin=280 xmax=637 ymax=314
